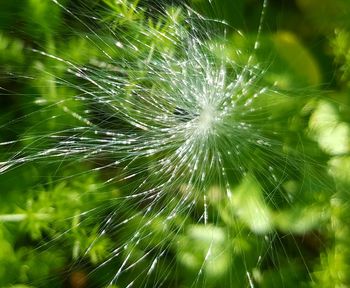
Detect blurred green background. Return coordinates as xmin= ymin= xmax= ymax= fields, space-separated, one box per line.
xmin=1 ymin=0 xmax=350 ymax=287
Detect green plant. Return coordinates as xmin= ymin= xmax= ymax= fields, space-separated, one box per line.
xmin=1 ymin=0 xmax=350 ymax=287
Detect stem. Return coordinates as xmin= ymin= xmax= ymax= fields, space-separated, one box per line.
xmin=0 ymin=213 xmax=50 ymax=222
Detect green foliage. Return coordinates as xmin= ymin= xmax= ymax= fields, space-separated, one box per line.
xmin=1 ymin=0 xmax=350 ymax=287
